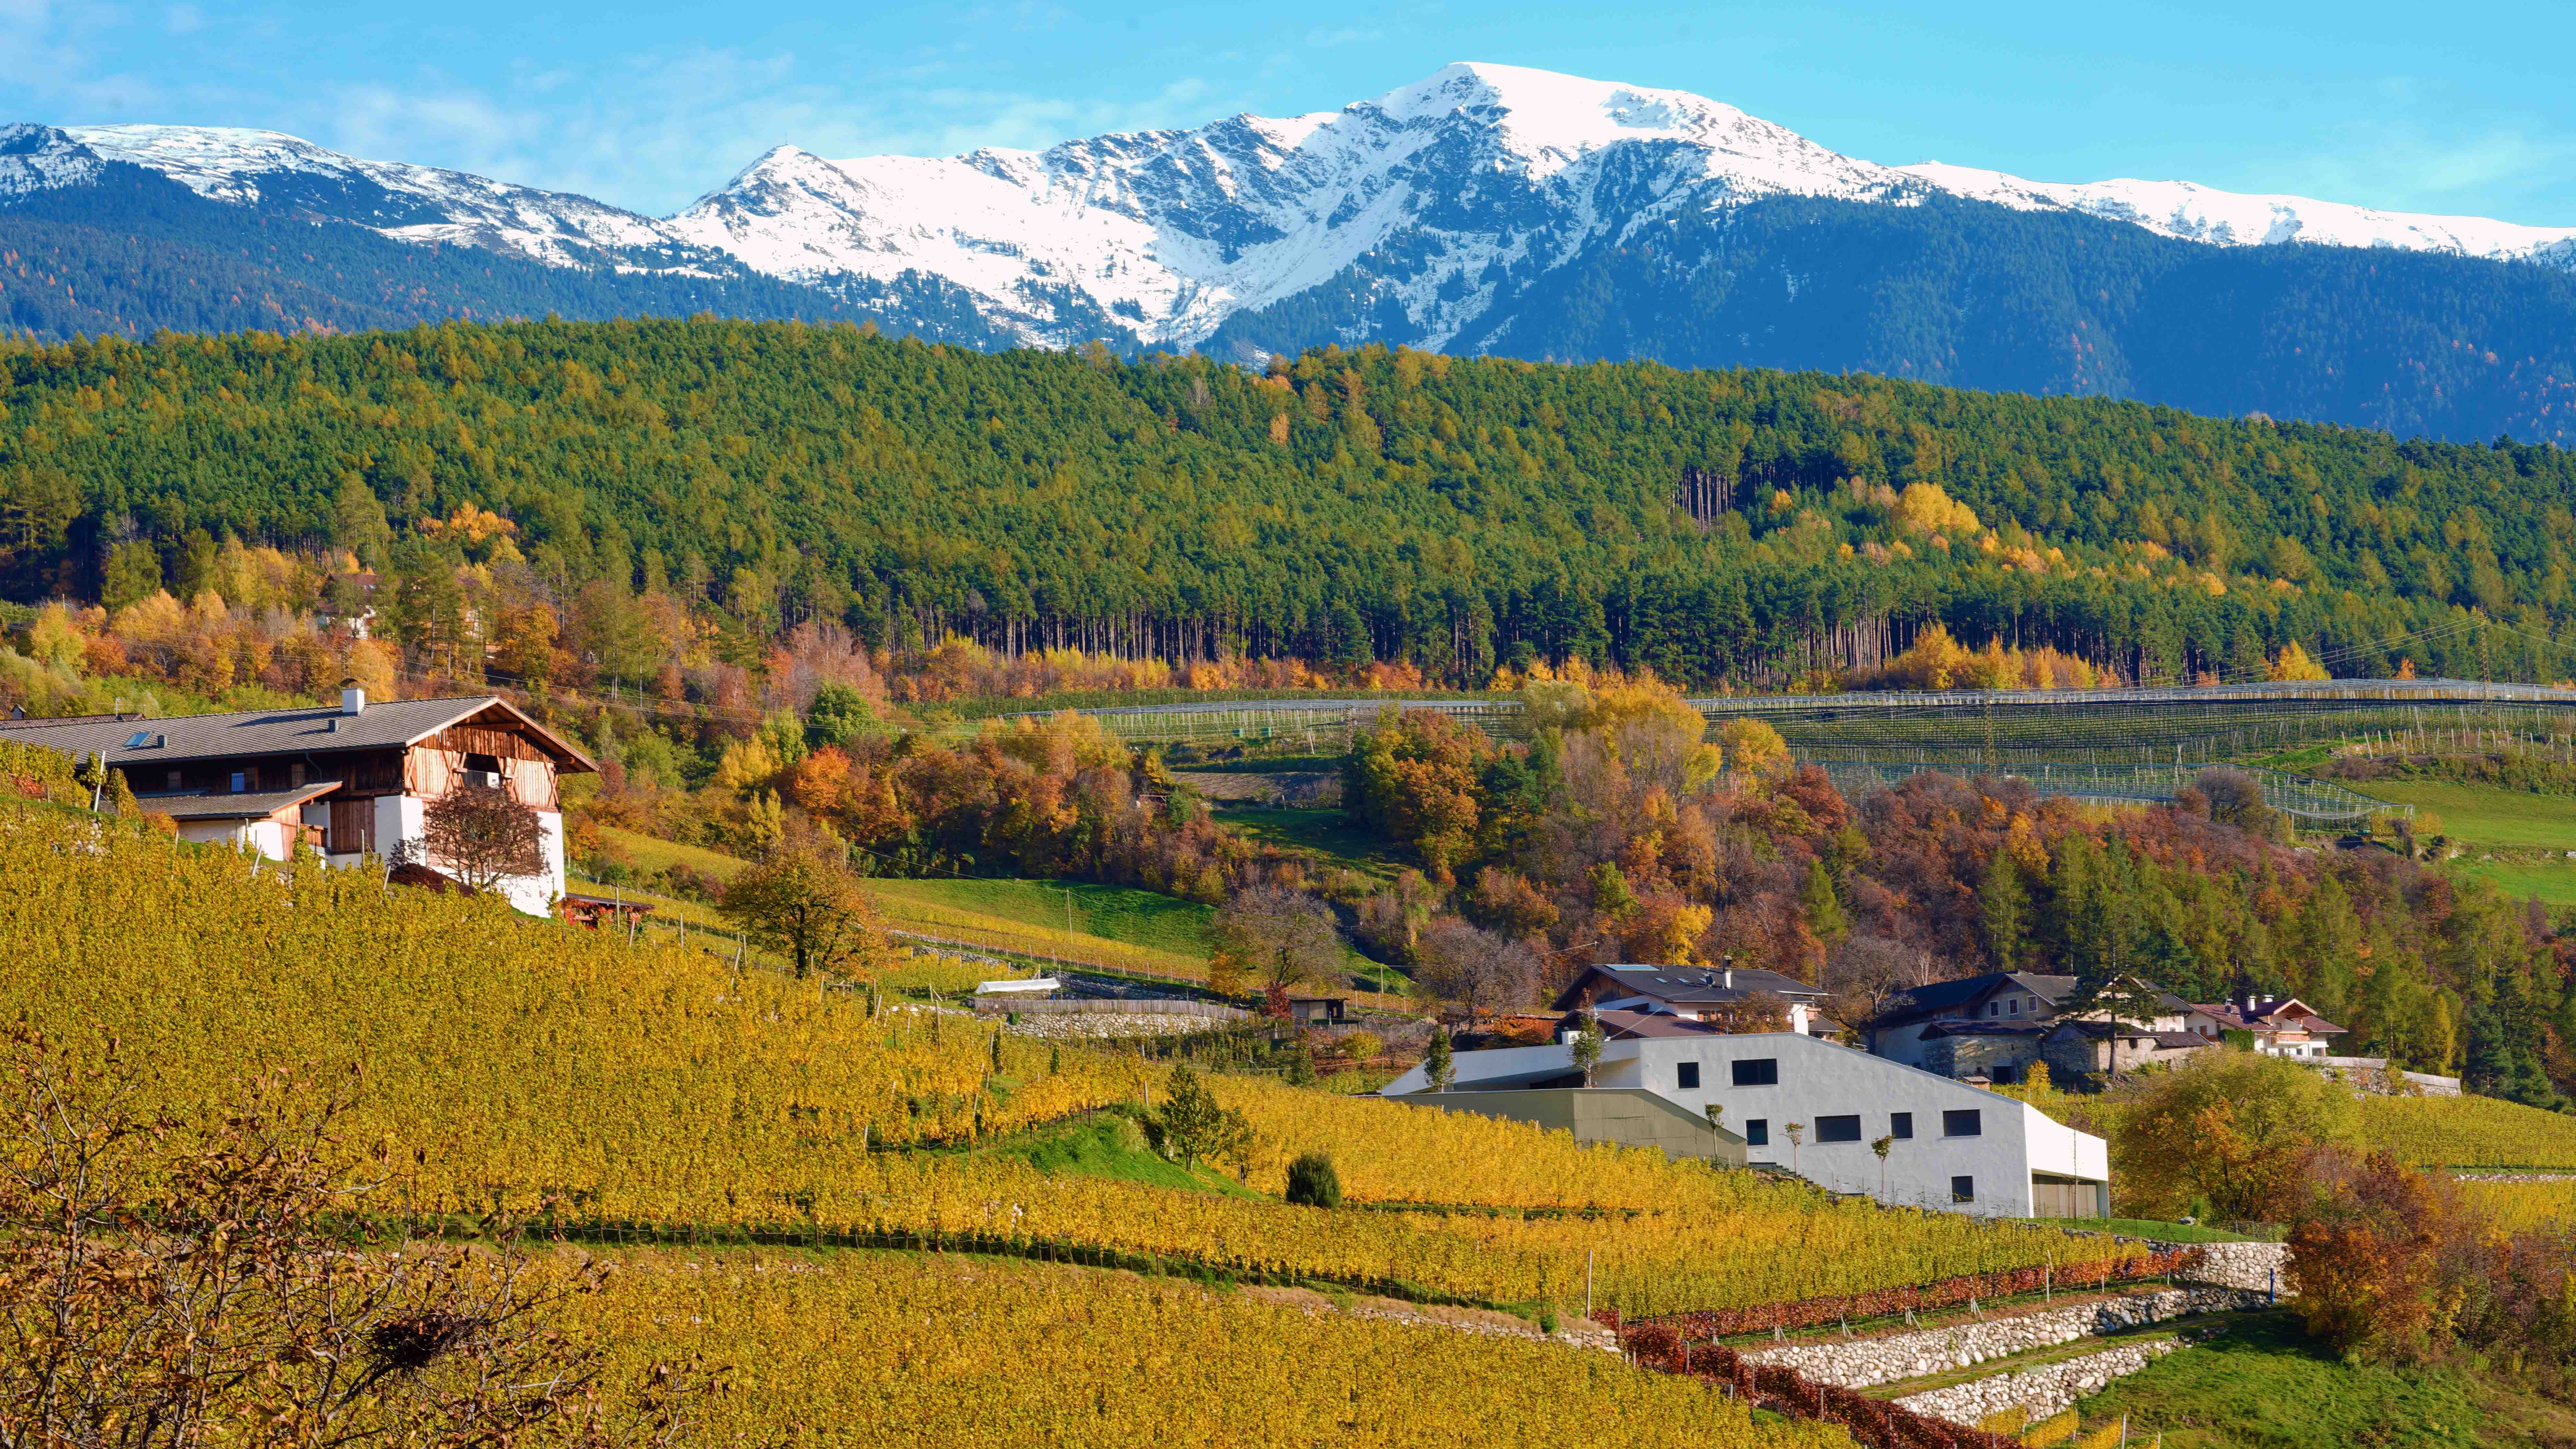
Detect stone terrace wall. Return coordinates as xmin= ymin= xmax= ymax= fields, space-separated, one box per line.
xmin=2162 ymin=1240 xmax=2289 ymax=1294
xmin=1892 ymin=1338 xmax=2182 ymax=1424
xmin=1738 ymin=1286 xmax=2264 ymax=1390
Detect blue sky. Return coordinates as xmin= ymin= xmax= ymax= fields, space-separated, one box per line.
xmin=8 ymin=0 xmax=2571 ymax=225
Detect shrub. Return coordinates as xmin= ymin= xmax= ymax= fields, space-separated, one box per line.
xmin=1336 ymin=1030 xmax=1385 ymax=1064
xmin=1284 ymin=1151 xmax=1342 ymax=1209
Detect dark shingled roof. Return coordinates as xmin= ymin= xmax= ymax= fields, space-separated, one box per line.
xmin=1874 ymin=972 xmax=2079 ymax=1023
xmin=0 ymin=696 xmax=595 ymax=773
xmin=1920 ymin=1019 xmax=2052 ymax=1039
xmin=135 ymin=781 xmax=341 ymax=821
xmin=1549 ymin=963 xmax=1827 ymax=1012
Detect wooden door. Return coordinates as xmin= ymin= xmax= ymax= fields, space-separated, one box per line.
xmin=328 ymin=798 xmax=374 ymax=856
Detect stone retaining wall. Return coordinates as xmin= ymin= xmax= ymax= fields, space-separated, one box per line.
xmin=1738 ymin=1286 xmax=2262 ymax=1390
xmin=2162 ymin=1239 xmax=2289 ymax=1294
xmin=1891 ymin=1338 xmax=2181 ymax=1424
xmin=1003 ymin=1012 xmax=1231 ymax=1039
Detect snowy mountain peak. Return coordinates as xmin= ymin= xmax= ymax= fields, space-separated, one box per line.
xmin=6 ymin=62 xmax=2572 ymax=357
xmin=1374 ymin=61 xmax=1754 ymax=154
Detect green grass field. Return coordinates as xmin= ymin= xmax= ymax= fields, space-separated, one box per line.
xmin=1217 ymin=807 xmax=1409 ymax=880
xmin=2078 ymin=1310 xmax=2576 ymax=1448
xmin=857 ymin=878 xmax=1215 ymax=962
xmin=2349 ymin=780 xmax=2576 ymax=850
xmin=2444 ymin=856 xmax=2576 ymax=909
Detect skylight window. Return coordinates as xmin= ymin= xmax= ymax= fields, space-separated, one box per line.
xmin=124 ymin=730 xmax=155 ymax=749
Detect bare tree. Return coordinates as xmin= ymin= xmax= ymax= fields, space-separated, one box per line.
xmin=1209 ymin=885 xmax=1344 ymax=995
xmin=401 ymin=781 xmax=545 ymax=894
xmin=0 ymin=1032 xmax=712 ymax=1449
xmin=718 ymin=838 xmax=884 ymax=979
xmin=1413 ymin=918 xmax=1542 ymax=1025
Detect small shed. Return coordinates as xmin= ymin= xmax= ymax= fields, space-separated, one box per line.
xmin=1287 ymin=995 xmax=1348 ymax=1026
xmin=559 ymin=893 xmax=655 ymax=930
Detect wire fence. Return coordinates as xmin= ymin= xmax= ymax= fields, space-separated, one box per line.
xmin=1805 ymin=760 xmax=2407 ymax=824
xmin=1013 ymin=678 xmax=2576 ymax=767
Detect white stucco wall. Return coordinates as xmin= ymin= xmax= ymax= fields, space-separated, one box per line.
xmin=176 ymin=817 xmax=290 ymax=861
xmin=340 ymin=793 xmax=561 ymax=918
xmin=1382 ymin=1031 xmax=2108 ymax=1217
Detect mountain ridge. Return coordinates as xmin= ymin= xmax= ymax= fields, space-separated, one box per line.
xmin=3 ymin=65 xmax=2575 ymax=443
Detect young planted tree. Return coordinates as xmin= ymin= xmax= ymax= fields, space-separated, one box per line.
xmin=1424 ymin=1028 xmax=1456 ymax=1093
xmin=1145 ymin=1066 xmax=1255 ymax=1174
xmin=718 ymin=837 xmax=885 ymax=978
xmin=405 ymin=779 xmax=546 ymax=894
xmin=1569 ymin=1012 xmax=1606 ymax=1087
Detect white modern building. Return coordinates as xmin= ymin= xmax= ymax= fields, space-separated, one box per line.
xmin=1381 ymin=1027 xmax=2109 ymax=1217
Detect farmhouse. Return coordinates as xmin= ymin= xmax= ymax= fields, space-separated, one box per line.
xmin=1379 ymin=1028 xmax=2109 ymax=1218
xmin=1867 ymin=970 xmax=2217 ymax=1081
xmin=2194 ymin=995 xmax=2346 ymax=1058
xmin=0 ymin=686 xmax=593 ymax=915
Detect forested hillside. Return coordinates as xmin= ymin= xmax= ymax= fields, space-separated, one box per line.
xmin=1409 ymin=194 xmax=2576 ymax=447
xmin=1 ymin=318 xmax=2572 ymax=690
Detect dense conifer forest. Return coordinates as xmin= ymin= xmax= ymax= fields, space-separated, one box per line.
xmin=2 ymin=317 xmax=2574 ymax=688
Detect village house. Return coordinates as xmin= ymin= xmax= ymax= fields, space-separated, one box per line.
xmin=2193 ymin=995 xmax=2347 ymax=1058
xmin=1867 ymin=971 xmax=2218 ymax=1082
xmin=1551 ymin=963 xmax=1840 ymax=1037
xmin=1379 ymin=1028 xmax=2109 ymax=1218
xmin=0 ymin=686 xmax=593 ymax=916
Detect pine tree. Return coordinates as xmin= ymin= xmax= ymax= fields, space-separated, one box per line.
xmin=1980 ymin=851 xmax=2030 ymax=972
xmin=1800 ymin=858 xmax=1848 ymax=946
xmin=1424 ymin=1028 xmax=1454 ymax=1093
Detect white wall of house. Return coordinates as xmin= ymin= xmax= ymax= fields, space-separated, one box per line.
xmin=1383 ymin=1032 xmax=2108 ymax=1217
xmin=307 ymin=793 xmax=562 ymax=918
xmin=176 ymin=817 xmax=290 ymax=860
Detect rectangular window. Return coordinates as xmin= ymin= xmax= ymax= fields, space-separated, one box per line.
xmin=1952 ymin=1175 xmax=1976 ymax=1203
xmin=2007 ymin=998 xmax=2020 ymax=1015
xmin=166 ymin=770 xmax=182 ymax=792
xmin=1943 ymin=1108 xmax=1983 ymax=1137
xmin=1816 ymin=1114 xmax=1861 ymax=1143
xmin=1676 ymin=1061 xmax=1701 ymax=1090
xmin=1890 ymin=1112 xmax=1913 ymax=1140
xmin=1744 ymin=1119 xmax=1769 ymax=1147
xmin=1731 ymin=1058 xmax=1778 ymax=1087
xmin=229 ymin=771 xmax=247 ymax=793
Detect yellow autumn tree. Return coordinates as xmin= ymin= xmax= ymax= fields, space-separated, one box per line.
xmin=2268 ymin=641 xmax=2331 ymax=681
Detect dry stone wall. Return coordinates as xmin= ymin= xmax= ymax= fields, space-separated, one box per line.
xmin=2162 ymin=1240 xmax=2289 ymax=1294
xmin=1737 ymin=1286 xmax=2262 ymax=1390
xmin=1891 ymin=1339 xmax=2181 ymax=1423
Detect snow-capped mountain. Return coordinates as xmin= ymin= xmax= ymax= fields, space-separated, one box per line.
xmin=663 ymin=64 xmax=1926 ymax=350
xmin=1 ymin=122 xmax=743 ymax=275
xmin=13 ymin=61 xmax=2570 ymax=354
xmin=661 ymin=61 xmax=2576 ymax=350
xmin=1900 ymin=161 xmax=2576 ymax=263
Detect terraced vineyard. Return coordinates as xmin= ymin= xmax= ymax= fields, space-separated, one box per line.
xmin=0 ymin=801 xmax=2134 ymax=1320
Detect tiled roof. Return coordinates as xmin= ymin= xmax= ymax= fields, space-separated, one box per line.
xmin=133 ymin=780 xmax=341 ymax=820
xmin=2194 ymin=1001 xmax=2348 ymax=1035
xmin=0 ymin=696 xmax=595 ymax=772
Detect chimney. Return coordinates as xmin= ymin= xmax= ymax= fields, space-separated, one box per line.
xmin=340 ymin=680 xmax=366 ymax=717
xmin=1722 ymin=967 xmax=1733 ymax=989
